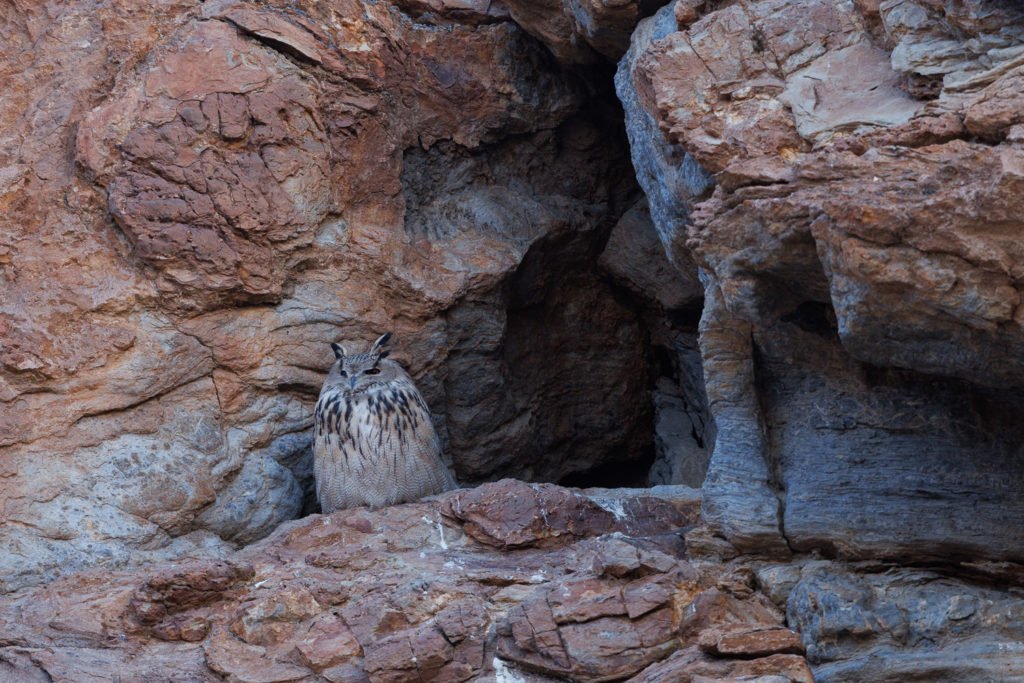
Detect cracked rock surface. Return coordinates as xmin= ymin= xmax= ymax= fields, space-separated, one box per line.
xmin=612 ymin=0 xmax=1024 ymax=677
xmin=0 ymin=0 xmax=649 ymax=593
xmin=0 ymin=480 xmax=818 ymax=682
xmin=618 ymin=0 xmax=1024 ymax=564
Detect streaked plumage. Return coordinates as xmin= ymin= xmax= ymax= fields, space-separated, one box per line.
xmin=313 ymin=332 xmax=456 ymax=512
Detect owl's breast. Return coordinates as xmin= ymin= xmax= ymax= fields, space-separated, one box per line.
xmin=315 ymin=386 xmax=427 ymax=443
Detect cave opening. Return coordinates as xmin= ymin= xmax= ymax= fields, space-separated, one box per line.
xmin=393 ymin=67 xmax=716 ymax=493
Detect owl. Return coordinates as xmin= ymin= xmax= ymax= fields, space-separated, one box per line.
xmin=313 ymin=332 xmax=456 ymax=513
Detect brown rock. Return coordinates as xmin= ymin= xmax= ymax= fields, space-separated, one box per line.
xmin=0 ymin=482 xmax=813 ymax=681
xmin=204 ymin=627 xmax=310 ymax=682
xmin=500 ymin=0 xmax=654 ymax=62
xmin=127 ymin=560 xmax=255 ymax=636
xmin=1 ymin=0 xmax=644 ymax=593
xmin=679 ymin=588 xmax=786 ymax=644
xmin=549 ymin=577 xmax=628 ymax=623
xmin=291 ymin=614 xmax=362 ymax=672
xmin=440 ymin=480 xmax=700 ymax=551
xmin=494 ymin=543 xmax=699 ymax=681
xmin=618 ymin=0 xmax=1024 ymax=573
xmin=625 ymin=646 xmax=814 ymax=683
xmin=697 ymin=625 xmax=805 ymax=658
xmin=231 ymin=587 xmax=321 ymax=647
xmin=441 ymin=479 xmax=617 ymax=548
xmin=599 ymin=197 xmax=703 ymax=311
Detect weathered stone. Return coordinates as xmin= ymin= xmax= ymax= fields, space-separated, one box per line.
xmin=697 ymin=284 xmax=788 ymax=557
xmin=0 ymin=0 xmax=646 ymax=593
xmin=647 ymin=383 xmax=711 ymax=488
xmin=615 ymin=7 xmax=714 ymax=270
xmin=499 ymin=0 xmax=664 ymax=63
xmin=698 ymin=625 xmax=805 ymax=658
xmin=599 ymin=197 xmax=703 ymax=312
xmin=625 ymin=646 xmax=815 ymax=683
xmin=127 ymin=560 xmax=255 ymax=628
xmin=618 ymin=0 xmax=1024 ymax=572
xmin=2 ymin=483 xmax=762 ymax=681
xmin=786 ymin=562 xmax=1024 ymax=682
xmin=441 ymin=479 xmax=616 ymax=548
xmin=204 ymin=627 xmax=310 ymax=682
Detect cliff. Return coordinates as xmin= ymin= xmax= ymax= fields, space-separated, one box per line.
xmin=1 ymin=0 xmax=1023 ymax=680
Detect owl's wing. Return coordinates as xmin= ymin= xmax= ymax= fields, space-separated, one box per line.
xmin=402 ymin=410 xmax=456 ymax=492
xmin=313 ymin=392 xmax=363 ymax=512
xmin=390 ymin=382 xmax=456 ymax=494
xmin=313 ymin=429 xmax=343 ymax=512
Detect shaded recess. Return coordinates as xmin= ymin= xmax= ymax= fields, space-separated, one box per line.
xmin=397 ymin=94 xmax=717 ymax=490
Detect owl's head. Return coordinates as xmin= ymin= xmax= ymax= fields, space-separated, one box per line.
xmin=324 ymin=332 xmax=402 ymax=395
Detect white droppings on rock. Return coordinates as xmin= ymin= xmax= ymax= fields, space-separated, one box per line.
xmin=493 ymin=656 xmax=529 ymax=683
xmin=423 ymin=515 xmax=449 ymax=550
xmin=591 ymin=497 xmax=627 ymax=521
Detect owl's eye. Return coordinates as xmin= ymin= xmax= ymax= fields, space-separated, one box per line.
xmin=339 ymin=369 xmax=348 ymax=377
xmin=365 ymin=368 xmax=381 ymax=375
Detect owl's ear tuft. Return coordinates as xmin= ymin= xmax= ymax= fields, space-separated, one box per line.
xmin=331 ymin=342 xmax=346 ymax=359
xmin=378 ymin=350 xmax=391 ymax=359
xmin=371 ymin=332 xmax=392 ymax=353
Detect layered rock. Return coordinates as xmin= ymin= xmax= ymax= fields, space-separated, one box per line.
xmin=0 ymin=0 xmax=648 ymax=593
xmin=619 ymin=0 xmax=1024 ymax=561
xmin=615 ymin=0 xmax=1024 ymax=675
xmin=780 ymin=561 xmax=1024 ymax=682
xmin=0 ymin=480 xmax=818 ymax=682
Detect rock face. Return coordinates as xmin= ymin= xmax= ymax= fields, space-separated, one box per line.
xmin=611 ymin=0 xmax=1024 ymax=676
xmin=618 ymin=0 xmax=1024 ymax=562
xmin=781 ymin=561 xmax=1024 ymax=682
xmin=0 ymin=0 xmax=654 ymax=593
xmin=6 ymin=0 xmax=1024 ymax=679
xmin=598 ymin=199 xmax=712 ymax=489
xmin=0 ymin=481 xmax=819 ymax=682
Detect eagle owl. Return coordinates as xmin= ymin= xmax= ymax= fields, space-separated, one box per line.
xmin=313 ymin=332 xmax=456 ymax=513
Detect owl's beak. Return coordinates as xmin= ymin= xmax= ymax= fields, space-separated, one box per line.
xmin=349 ymin=377 xmax=356 ymax=389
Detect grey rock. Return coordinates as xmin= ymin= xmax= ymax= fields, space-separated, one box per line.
xmin=755 ymin=318 xmax=1024 ymax=564
xmin=788 ymin=563 xmax=1024 ymax=682
xmin=648 ymin=384 xmax=709 ymax=488
xmin=698 ymin=282 xmax=788 ymax=557
xmin=599 ymin=198 xmax=703 ymax=312
xmin=614 ymin=6 xmax=714 ymax=271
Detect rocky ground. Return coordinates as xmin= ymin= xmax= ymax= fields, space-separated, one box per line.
xmin=3 ymin=0 xmax=1024 ymax=680
xmin=0 ymin=479 xmax=818 ymax=682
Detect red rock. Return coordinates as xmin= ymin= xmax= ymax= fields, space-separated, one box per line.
xmin=204 ymin=626 xmax=310 ymax=682
xmin=440 ymin=479 xmax=617 ymax=548
xmin=625 ymin=646 xmax=814 ymax=683
xmin=440 ymin=480 xmax=699 ymax=551
xmin=291 ymin=614 xmax=363 ymax=671
xmin=1 ymin=0 xmax=644 ymax=594
xmin=127 ymin=560 xmax=255 ymax=633
xmin=698 ymin=624 xmax=806 ymax=658
xmin=0 ymin=482 xmax=815 ymax=681
xmin=679 ymin=588 xmax=786 ymax=644
xmin=548 ymin=577 xmax=628 ymax=623
xmin=230 ymin=587 xmax=322 ymax=648
xmin=623 ymin=573 xmax=677 ymax=619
